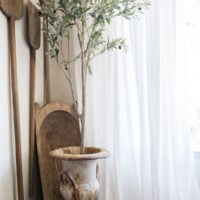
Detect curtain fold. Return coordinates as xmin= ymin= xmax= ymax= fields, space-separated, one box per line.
xmin=81 ymin=0 xmax=200 ymax=199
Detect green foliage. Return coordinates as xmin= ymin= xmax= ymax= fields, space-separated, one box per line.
xmin=41 ymin=0 xmax=150 ymax=151
xmin=41 ymin=0 xmax=151 ymax=73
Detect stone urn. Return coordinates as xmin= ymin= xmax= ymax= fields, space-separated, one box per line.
xmin=50 ymin=146 xmax=110 ymax=200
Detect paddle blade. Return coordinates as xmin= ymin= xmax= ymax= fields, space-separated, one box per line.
xmin=27 ymin=0 xmax=41 ymax=50
xmin=0 ymin=0 xmax=23 ymax=19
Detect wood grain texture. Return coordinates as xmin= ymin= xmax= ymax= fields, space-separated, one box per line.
xmin=0 ymin=0 xmax=23 ymax=19
xmin=43 ymin=31 xmax=51 ymax=104
xmin=1 ymin=0 xmax=24 ymax=199
xmin=27 ymin=0 xmax=41 ymax=50
xmin=40 ymin=0 xmax=51 ymax=103
xmin=9 ymin=18 xmax=24 ymax=200
xmin=29 ymin=48 xmax=36 ymax=197
xmin=35 ymin=102 xmax=81 ymax=200
xmin=27 ymin=1 xmax=41 ymax=196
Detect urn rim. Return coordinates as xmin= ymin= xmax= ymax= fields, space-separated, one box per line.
xmin=49 ymin=146 xmax=110 ymax=161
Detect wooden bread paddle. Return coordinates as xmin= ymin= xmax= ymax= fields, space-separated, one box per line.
xmin=0 ymin=0 xmax=24 ymax=200
xmin=27 ymin=0 xmax=41 ymax=197
xmin=39 ymin=0 xmax=51 ymax=104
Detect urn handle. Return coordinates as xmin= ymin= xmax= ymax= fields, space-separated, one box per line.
xmin=60 ymin=171 xmax=77 ymax=189
xmin=59 ymin=171 xmax=80 ymax=200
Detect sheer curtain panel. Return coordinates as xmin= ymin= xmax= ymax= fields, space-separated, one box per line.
xmin=76 ymin=0 xmax=200 ymax=199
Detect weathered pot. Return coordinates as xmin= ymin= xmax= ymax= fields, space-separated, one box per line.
xmin=50 ymin=146 xmax=110 ymax=200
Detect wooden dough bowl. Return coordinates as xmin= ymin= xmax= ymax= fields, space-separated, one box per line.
xmin=35 ymin=101 xmax=81 ymax=200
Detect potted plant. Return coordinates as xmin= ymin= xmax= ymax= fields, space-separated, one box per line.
xmin=41 ymin=0 xmax=150 ymax=199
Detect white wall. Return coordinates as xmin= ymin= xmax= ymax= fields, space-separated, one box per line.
xmin=0 ymin=2 xmax=44 ymax=199
xmin=50 ymin=57 xmax=74 ymax=104
xmin=194 ymin=152 xmax=200 ymax=187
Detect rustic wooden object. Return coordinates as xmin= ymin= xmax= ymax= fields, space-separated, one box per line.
xmin=0 ymin=0 xmax=23 ymax=19
xmin=39 ymin=0 xmax=51 ymax=104
xmin=35 ymin=101 xmax=81 ymax=200
xmin=27 ymin=0 xmax=40 ymax=49
xmin=0 ymin=1 xmax=24 ymax=200
xmin=27 ymin=0 xmax=41 ymax=197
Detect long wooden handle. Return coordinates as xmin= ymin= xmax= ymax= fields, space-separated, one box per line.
xmin=9 ymin=18 xmax=24 ymax=200
xmin=43 ymin=22 xmax=51 ymax=104
xmin=29 ymin=48 xmax=36 ymax=197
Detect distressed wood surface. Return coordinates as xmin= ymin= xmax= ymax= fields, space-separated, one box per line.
xmin=35 ymin=102 xmax=81 ymax=200
xmin=43 ymin=31 xmax=51 ymax=104
xmin=39 ymin=0 xmax=51 ymax=103
xmin=27 ymin=1 xmax=41 ymax=196
xmin=9 ymin=18 xmax=24 ymax=200
xmin=27 ymin=0 xmax=41 ymax=50
xmin=0 ymin=1 xmax=24 ymax=199
xmin=29 ymin=48 xmax=36 ymax=197
xmin=0 ymin=0 xmax=23 ymax=19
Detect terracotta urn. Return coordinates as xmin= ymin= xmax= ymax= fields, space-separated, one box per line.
xmin=50 ymin=146 xmax=110 ymax=200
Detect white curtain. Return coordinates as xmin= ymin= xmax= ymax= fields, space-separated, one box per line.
xmin=82 ymin=0 xmax=200 ymax=199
